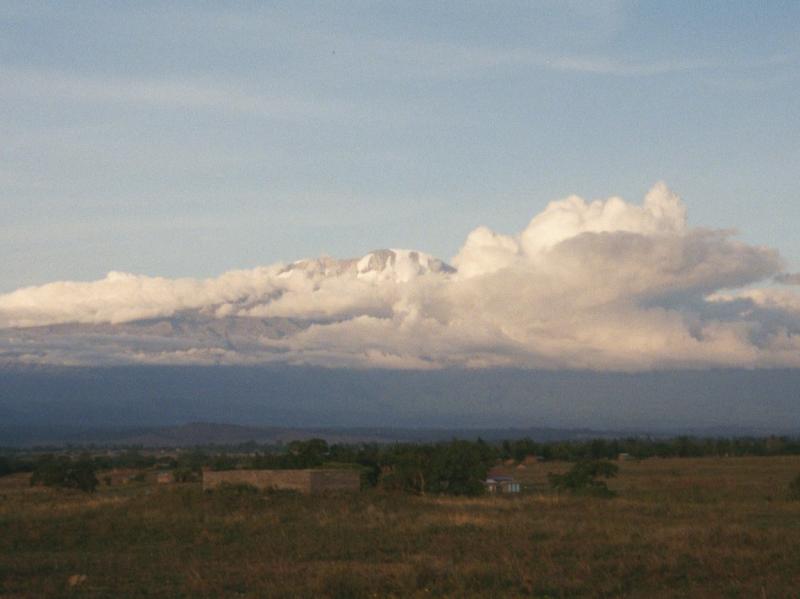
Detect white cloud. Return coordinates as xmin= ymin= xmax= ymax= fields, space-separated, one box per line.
xmin=1 ymin=183 xmax=798 ymax=370
xmin=776 ymin=272 xmax=800 ymax=286
xmin=355 ymin=37 xmax=712 ymax=80
xmin=710 ymin=288 xmax=800 ymax=316
xmin=0 ymin=67 xmax=336 ymax=120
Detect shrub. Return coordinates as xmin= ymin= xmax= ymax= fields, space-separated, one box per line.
xmin=789 ymin=474 xmax=800 ymax=500
xmin=548 ymin=459 xmax=619 ymax=498
xmin=30 ymin=457 xmax=98 ymax=493
xmin=173 ymin=466 xmax=199 ymax=482
xmin=0 ymin=456 xmax=16 ymax=478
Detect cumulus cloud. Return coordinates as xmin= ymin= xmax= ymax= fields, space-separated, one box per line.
xmin=0 ymin=267 xmax=284 ymax=327
xmin=775 ymin=272 xmax=800 ymax=286
xmin=2 ymin=183 xmax=799 ymax=370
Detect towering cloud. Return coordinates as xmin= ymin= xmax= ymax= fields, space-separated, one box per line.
xmin=2 ymin=183 xmax=799 ymax=370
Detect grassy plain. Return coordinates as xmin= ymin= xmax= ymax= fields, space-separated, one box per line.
xmin=1 ymin=456 xmax=800 ymax=598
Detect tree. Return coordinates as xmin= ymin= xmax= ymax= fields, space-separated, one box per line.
xmin=0 ymin=456 xmax=14 ymax=478
xmin=287 ymin=438 xmax=329 ymax=468
xmin=548 ymin=459 xmax=618 ymax=498
xmin=378 ymin=440 xmax=492 ymax=496
xmin=429 ymin=440 xmax=493 ymax=496
xmin=67 ymin=460 xmax=99 ymax=493
xmin=380 ymin=445 xmax=434 ymax=495
xmin=173 ymin=466 xmax=199 ymax=483
xmin=31 ymin=457 xmax=98 ymax=493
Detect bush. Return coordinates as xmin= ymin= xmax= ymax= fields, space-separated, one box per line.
xmin=173 ymin=466 xmax=200 ymax=482
xmin=30 ymin=457 xmax=98 ymax=493
xmin=789 ymin=474 xmax=800 ymax=500
xmin=548 ymin=459 xmax=618 ymax=498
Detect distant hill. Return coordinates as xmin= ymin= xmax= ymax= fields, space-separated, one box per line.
xmin=3 ymin=420 xmax=792 ymax=449
xmin=0 ymin=420 xmax=641 ymax=448
xmin=98 ymin=422 xmax=290 ymax=447
xmin=0 ymin=422 xmax=385 ymax=448
xmin=2 ymin=365 xmax=800 ymax=442
xmin=95 ymin=422 xmax=403 ymax=447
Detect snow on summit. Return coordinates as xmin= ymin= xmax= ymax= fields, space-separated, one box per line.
xmin=282 ymin=249 xmax=454 ymax=282
xmin=1 ymin=184 xmax=800 ymax=370
xmin=354 ymin=249 xmax=455 ymax=281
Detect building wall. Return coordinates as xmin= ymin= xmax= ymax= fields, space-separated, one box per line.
xmin=202 ymin=469 xmax=359 ymax=493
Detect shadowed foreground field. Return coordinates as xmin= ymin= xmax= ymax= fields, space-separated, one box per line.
xmin=1 ymin=457 xmax=800 ymax=598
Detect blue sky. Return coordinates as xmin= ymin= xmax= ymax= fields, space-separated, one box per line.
xmin=2 ymin=1 xmax=799 ymax=293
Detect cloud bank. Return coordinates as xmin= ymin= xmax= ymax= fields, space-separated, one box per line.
xmin=2 ymin=183 xmax=799 ymax=370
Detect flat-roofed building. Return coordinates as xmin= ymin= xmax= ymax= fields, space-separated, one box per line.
xmin=484 ymin=476 xmax=521 ymax=494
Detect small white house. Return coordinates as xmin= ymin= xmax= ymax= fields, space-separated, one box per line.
xmin=484 ymin=475 xmax=521 ymax=494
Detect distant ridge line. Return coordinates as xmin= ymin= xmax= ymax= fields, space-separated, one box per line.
xmin=2 ymin=421 xmax=795 ymax=448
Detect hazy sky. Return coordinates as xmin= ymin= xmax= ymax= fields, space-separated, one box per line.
xmin=2 ymin=1 xmax=799 ymax=293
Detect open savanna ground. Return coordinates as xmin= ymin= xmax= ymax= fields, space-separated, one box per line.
xmin=1 ymin=456 xmax=800 ymax=598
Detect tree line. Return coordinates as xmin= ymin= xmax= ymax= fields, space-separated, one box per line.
xmin=3 ymin=434 xmax=800 ymax=496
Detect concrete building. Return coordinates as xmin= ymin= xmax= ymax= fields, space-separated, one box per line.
xmin=484 ymin=476 xmax=521 ymax=494
xmin=202 ymin=469 xmax=360 ymax=494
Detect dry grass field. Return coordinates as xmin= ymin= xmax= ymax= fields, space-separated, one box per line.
xmin=1 ymin=456 xmax=800 ymax=598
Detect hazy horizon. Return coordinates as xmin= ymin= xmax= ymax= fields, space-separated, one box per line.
xmin=2 ymin=365 xmax=799 ymax=435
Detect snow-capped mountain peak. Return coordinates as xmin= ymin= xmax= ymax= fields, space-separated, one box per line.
xmin=356 ymin=249 xmax=454 ymax=281
xmin=281 ymin=249 xmax=454 ymax=282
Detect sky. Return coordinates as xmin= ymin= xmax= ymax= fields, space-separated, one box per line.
xmin=2 ymin=1 xmax=800 ymax=294
xmin=2 ymin=2 xmax=800 ymax=431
